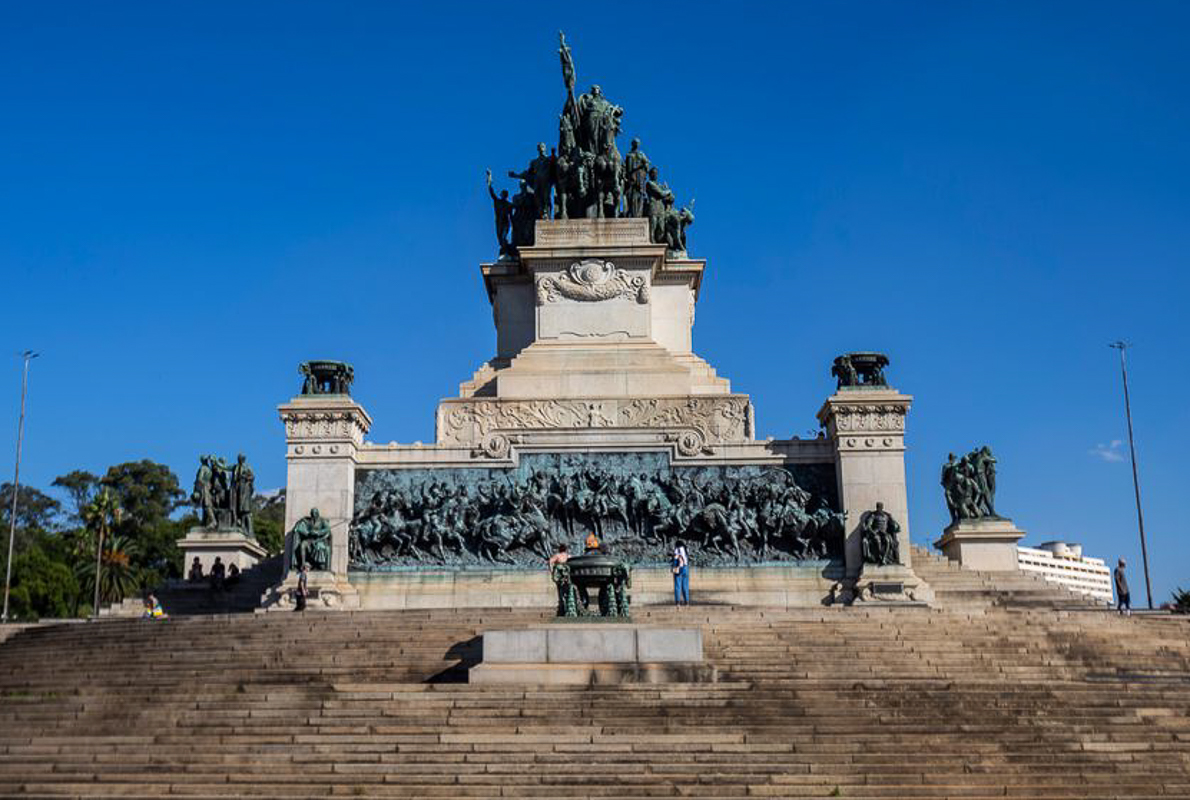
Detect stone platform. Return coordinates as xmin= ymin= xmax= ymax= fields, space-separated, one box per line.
xmin=470 ymin=624 xmax=714 ymax=684
xmin=349 ymin=562 xmax=846 ymax=609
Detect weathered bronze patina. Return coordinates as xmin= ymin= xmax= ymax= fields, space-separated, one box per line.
xmin=555 ymin=552 xmax=631 ymax=618
xmin=299 ymin=360 xmax=354 ymax=396
xmin=190 ymin=453 xmax=256 ymax=536
xmin=832 ymin=352 xmax=889 ymax=389
xmin=941 ymin=446 xmax=999 ymax=524
xmin=486 ymin=32 xmax=693 ymax=253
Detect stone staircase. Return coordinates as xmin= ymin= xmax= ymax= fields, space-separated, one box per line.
xmin=101 ymin=555 xmax=285 ymax=618
xmin=0 ymin=598 xmax=1188 ymax=798
xmin=910 ymin=544 xmax=1105 ymax=610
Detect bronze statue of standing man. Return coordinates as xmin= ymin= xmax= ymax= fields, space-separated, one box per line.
xmin=485 ymin=170 xmax=514 ymax=256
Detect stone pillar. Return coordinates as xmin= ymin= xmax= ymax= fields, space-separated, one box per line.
xmin=817 ymin=388 xmax=918 ymax=596
xmin=268 ymin=394 xmax=371 ymax=609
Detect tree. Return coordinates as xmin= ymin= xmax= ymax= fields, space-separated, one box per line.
xmin=51 ymin=470 xmax=99 ymax=527
xmin=0 ymin=483 xmax=61 ymax=578
xmin=75 ymin=532 xmax=139 ymax=607
xmin=253 ymin=490 xmax=286 ymax=556
xmin=7 ymin=544 xmax=78 ymax=621
xmin=80 ymin=488 xmax=138 ymax=611
xmin=100 ymin=460 xmax=185 ymax=584
xmin=0 ymin=483 xmax=61 ymax=536
xmin=1173 ymin=588 xmax=1190 ymax=615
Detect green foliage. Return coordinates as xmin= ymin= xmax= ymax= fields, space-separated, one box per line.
xmin=253 ymin=490 xmax=286 ymax=556
xmin=7 ymin=543 xmax=79 ymax=621
xmin=51 ymin=470 xmax=99 ymax=527
xmin=1173 ymin=588 xmax=1190 ymax=615
xmin=75 ymin=532 xmax=140 ymax=606
xmin=1 ymin=459 xmax=275 ymax=619
xmin=100 ymin=460 xmax=185 ymax=582
xmin=0 ymin=483 xmax=61 ymax=538
xmin=0 ymin=483 xmax=62 ymax=584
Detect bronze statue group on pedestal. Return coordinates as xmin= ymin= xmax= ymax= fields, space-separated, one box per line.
xmin=487 ymin=32 xmax=694 ymax=257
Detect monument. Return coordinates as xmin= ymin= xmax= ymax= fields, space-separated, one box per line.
xmin=267 ymin=33 xmax=930 ymax=610
xmin=935 ymin=446 xmax=1026 ymax=570
xmin=178 ymin=453 xmax=267 ymax=575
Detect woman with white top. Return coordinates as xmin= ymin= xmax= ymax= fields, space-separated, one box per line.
xmin=672 ymin=541 xmax=690 ymax=607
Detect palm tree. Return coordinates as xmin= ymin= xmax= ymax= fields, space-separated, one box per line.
xmin=82 ymin=489 xmax=125 ymax=616
xmin=75 ymin=532 xmax=139 ymax=607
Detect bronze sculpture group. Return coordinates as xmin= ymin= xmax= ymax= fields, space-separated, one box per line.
xmin=191 ymin=453 xmax=255 ymax=536
xmin=349 ymin=464 xmax=843 ymax=569
xmin=487 ymin=33 xmax=693 ymax=256
xmin=298 ymin=360 xmax=354 ymax=396
xmin=941 ymin=446 xmax=998 ymax=524
xmin=832 ymin=352 xmax=889 ymax=390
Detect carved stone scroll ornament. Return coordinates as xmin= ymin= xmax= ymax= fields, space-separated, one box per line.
xmin=440 ymin=397 xmax=751 ymax=456
xmin=536 ymin=260 xmax=649 ymax=305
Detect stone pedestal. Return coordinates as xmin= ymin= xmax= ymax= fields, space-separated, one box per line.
xmin=817 ymin=387 xmax=915 ymax=582
xmin=277 ymin=394 xmax=372 ymax=579
xmin=935 ymin=518 xmax=1025 ymax=571
xmin=260 ymin=570 xmax=359 ymax=611
xmin=470 ymin=625 xmax=714 ymax=684
xmin=177 ymin=528 xmax=267 ymax=575
xmin=855 ymin=563 xmax=932 ymax=604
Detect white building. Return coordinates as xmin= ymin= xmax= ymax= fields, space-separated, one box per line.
xmin=1016 ymin=541 xmax=1113 ymax=603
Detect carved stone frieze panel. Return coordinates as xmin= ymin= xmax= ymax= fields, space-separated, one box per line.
xmin=536 ymin=260 xmax=648 ymax=305
xmin=438 ymin=396 xmax=753 ymax=456
xmin=280 ymin=409 xmax=370 ymax=446
xmin=829 ymin=403 xmax=908 ymax=434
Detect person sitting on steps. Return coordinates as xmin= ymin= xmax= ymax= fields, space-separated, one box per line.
xmin=209 ymin=557 xmax=226 ymax=592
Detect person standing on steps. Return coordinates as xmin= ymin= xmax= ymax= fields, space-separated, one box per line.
xmin=1114 ymin=558 xmax=1131 ymax=616
xmin=673 ymin=540 xmax=690 ymax=607
xmin=294 ymin=565 xmax=309 ymax=612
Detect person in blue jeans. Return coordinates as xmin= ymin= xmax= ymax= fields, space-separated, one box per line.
xmin=672 ymin=541 xmax=690 ymax=606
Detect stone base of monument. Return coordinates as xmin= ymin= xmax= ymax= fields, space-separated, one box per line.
xmin=350 ymin=563 xmax=846 ymax=610
xmin=260 ymin=570 xmax=360 ymax=611
xmin=177 ymin=528 xmax=267 ymax=575
xmin=469 ymin=625 xmax=715 ymax=685
xmin=934 ymin=518 xmax=1025 ymax=571
xmin=853 ymin=564 xmax=933 ymax=604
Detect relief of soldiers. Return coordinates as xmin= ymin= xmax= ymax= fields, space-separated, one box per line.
xmin=349 ymin=462 xmax=843 ymax=570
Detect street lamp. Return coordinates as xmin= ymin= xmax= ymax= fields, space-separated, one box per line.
xmin=2 ymin=351 xmax=38 ymax=624
xmin=1109 ymin=342 xmax=1152 ymax=610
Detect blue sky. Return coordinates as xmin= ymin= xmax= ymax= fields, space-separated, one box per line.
xmin=0 ymin=2 xmax=1186 ymax=602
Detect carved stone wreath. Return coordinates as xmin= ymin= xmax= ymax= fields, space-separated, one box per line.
xmin=536 ymin=259 xmax=649 ymax=305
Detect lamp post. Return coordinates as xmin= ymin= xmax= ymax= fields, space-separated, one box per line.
xmin=2 ymin=351 xmax=38 ymax=624
xmin=1109 ymin=341 xmax=1152 ymax=610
